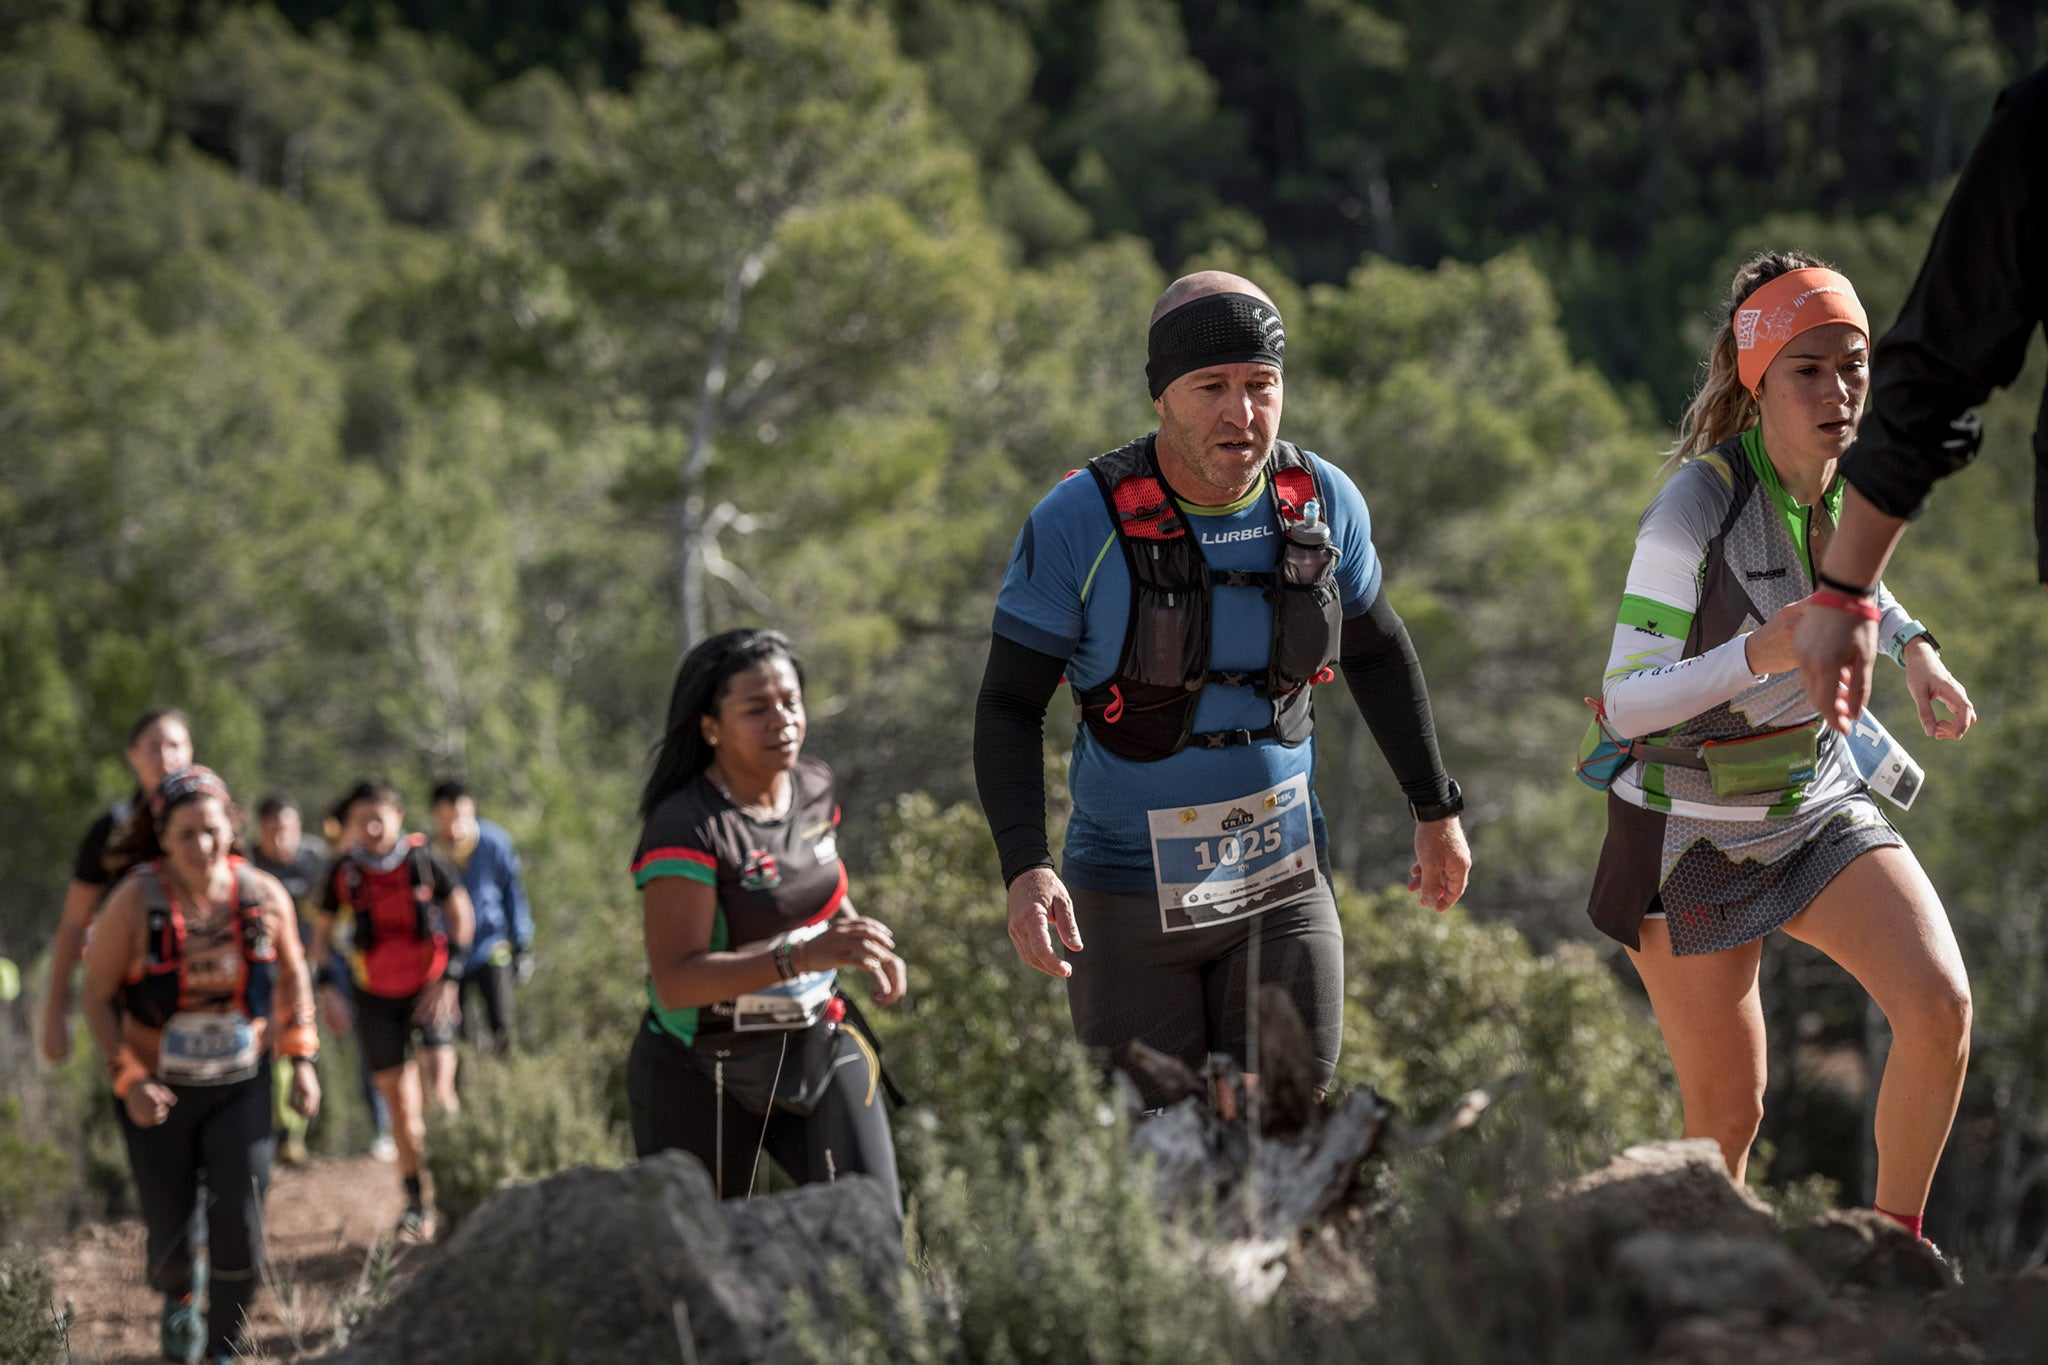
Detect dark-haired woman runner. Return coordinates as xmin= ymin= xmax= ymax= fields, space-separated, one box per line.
xmin=627 ymin=629 xmax=906 ymax=1215
xmin=81 ymin=767 xmax=321 ymax=1364
xmin=1588 ymin=254 xmax=1975 ymax=1246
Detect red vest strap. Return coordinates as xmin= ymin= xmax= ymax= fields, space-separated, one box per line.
xmin=1273 ymin=465 xmax=1317 ymax=522
xmin=1110 ymin=476 xmax=1184 ymax=541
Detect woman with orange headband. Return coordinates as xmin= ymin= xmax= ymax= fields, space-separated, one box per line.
xmin=81 ymin=766 xmax=321 ymax=1364
xmin=1585 ymin=252 xmax=1976 ymax=1249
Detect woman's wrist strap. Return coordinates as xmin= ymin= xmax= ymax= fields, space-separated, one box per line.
xmin=1810 ymin=589 xmax=1883 ymax=621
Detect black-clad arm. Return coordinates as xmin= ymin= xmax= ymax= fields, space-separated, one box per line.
xmin=1338 ymin=587 xmax=1454 ymax=809
xmin=973 ymin=632 xmax=1068 ymax=886
xmin=1844 ymin=68 xmax=2048 ymax=577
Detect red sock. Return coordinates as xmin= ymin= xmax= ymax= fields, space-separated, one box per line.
xmin=1875 ymin=1205 xmax=1925 ymax=1240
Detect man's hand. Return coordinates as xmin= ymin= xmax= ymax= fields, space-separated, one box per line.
xmin=39 ymin=998 xmax=70 ymax=1064
xmin=289 ymin=1058 xmax=322 ymax=1118
xmin=1903 ymin=641 xmax=1976 ymax=739
xmin=1410 ymin=816 xmax=1471 ymax=913
xmin=415 ymin=977 xmax=461 ymax=1030
xmin=1006 ymin=867 xmax=1083 ymax=978
xmin=1793 ymin=605 xmax=1879 ymax=733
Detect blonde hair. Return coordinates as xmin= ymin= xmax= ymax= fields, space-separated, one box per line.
xmin=1663 ymin=250 xmax=1840 ymax=468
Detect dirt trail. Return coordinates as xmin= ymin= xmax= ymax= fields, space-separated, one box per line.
xmin=42 ymin=1155 xmax=434 ymax=1364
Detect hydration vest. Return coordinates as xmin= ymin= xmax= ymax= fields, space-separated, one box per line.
xmin=337 ymin=833 xmax=444 ymax=959
xmin=121 ymin=858 xmax=277 ymax=1029
xmin=1072 ymin=435 xmax=1343 ymax=761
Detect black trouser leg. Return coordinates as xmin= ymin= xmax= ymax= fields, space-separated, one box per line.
xmin=461 ymin=961 xmax=516 ymax=1053
xmin=760 ymin=1028 xmax=901 ymax=1218
xmin=196 ymin=1075 xmax=276 ymax=1355
xmin=118 ymin=1094 xmax=203 ymax=1300
xmin=628 ymin=1020 xmax=769 ymax=1197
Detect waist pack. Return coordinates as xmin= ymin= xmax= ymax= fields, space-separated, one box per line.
xmin=1574 ymin=698 xmax=1634 ymax=791
xmin=1575 ymin=698 xmax=1821 ymax=800
xmin=1698 ymin=722 xmax=1821 ymax=798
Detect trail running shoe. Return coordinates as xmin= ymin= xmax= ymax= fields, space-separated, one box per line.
xmin=159 ymin=1293 xmax=204 ymax=1363
xmin=368 ymin=1133 xmax=398 ymax=1163
xmin=396 ymin=1204 xmax=436 ymax=1242
xmin=1923 ymin=1238 xmax=1964 ymax=1285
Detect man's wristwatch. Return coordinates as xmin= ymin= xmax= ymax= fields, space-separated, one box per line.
xmin=1410 ymin=778 xmax=1464 ymax=823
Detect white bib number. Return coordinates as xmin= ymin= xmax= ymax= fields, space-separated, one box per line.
xmin=732 ymin=920 xmax=839 ymax=1031
xmin=1147 ymin=775 xmax=1319 ymax=933
xmin=157 ymin=1011 xmax=262 ymax=1087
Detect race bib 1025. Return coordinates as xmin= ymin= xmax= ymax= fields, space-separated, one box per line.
xmin=1147 ymin=774 xmax=1319 ymax=932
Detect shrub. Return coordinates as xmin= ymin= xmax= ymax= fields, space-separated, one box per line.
xmin=1334 ymin=883 xmax=1679 ymax=1169
xmin=0 ymin=1249 xmax=68 ymax=1365
xmin=803 ymin=1055 xmax=1275 ymax=1365
xmin=426 ymin=1040 xmax=632 ymax=1232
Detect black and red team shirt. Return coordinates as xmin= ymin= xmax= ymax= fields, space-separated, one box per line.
xmin=72 ymin=795 xmax=139 ymax=889
xmin=631 ymin=756 xmax=847 ymax=1042
xmin=318 ymin=834 xmax=460 ymax=1000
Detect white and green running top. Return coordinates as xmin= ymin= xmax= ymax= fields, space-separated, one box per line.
xmin=1600 ymin=428 xmax=1922 ymax=821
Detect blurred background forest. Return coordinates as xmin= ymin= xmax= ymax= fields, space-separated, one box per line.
xmin=5 ymin=0 xmax=2048 ymax=1324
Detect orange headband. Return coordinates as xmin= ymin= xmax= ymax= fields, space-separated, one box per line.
xmin=1733 ymin=267 xmax=1868 ymax=395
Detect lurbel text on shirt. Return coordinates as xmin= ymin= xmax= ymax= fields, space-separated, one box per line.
xmin=1198 ymin=524 xmax=1275 ymax=547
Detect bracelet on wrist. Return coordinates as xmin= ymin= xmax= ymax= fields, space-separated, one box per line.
xmin=1814 ymin=569 xmax=1878 ymax=598
xmin=1809 ymin=589 xmax=1883 ymax=621
xmin=773 ymin=942 xmax=796 ymax=982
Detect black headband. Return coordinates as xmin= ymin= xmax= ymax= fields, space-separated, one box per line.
xmin=154 ymin=765 xmax=231 ymax=825
xmin=1145 ymin=292 xmax=1285 ymax=398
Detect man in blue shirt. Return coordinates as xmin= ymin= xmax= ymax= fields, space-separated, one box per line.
xmin=431 ymin=780 xmax=534 ymax=1053
xmin=973 ymin=270 xmax=1471 ymax=1105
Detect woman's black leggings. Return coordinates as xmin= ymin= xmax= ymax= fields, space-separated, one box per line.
xmin=626 ymin=1017 xmax=900 ymax=1217
xmin=118 ymin=1070 xmax=274 ymax=1356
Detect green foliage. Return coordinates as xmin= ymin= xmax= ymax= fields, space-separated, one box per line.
xmin=0 ymin=1249 xmax=67 ymax=1365
xmin=857 ymin=794 xmax=1079 ymax=1142
xmin=425 ymin=1041 xmax=632 ymax=1233
xmin=1335 ymin=883 xmax=1680 ymax=1169
xmin=0 ymin=1096 xmax=69 ymax=1240
xmin=803 ymin=1058 xmax=1272 ymax=1365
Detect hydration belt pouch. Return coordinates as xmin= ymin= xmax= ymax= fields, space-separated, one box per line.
xmin=1698 ymin=722 xmax=1821 ymax=798
xmin=693 ymin=1021 xmax=842 ymax=1118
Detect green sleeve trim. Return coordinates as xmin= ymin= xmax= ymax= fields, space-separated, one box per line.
xmin=633 ymin=858 xmax=717 ymax=889
xmin=1617 ymin=594 xmax=1694 ymax=639
xmin=1078 ymin=531 xmax=1117 ymax=604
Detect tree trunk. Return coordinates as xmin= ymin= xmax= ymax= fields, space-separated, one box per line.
xmin=676 ymin=246 xmax=770 ymax=646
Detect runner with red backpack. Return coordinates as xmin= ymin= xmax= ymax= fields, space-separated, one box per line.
xmin=310 ymin=779 xmax=473 ymax=1238
xmin=79 ymin=766 xmax=321 ymax=1365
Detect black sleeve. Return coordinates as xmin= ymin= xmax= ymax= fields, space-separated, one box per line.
xmin=1338 ymin=587 xmax=1454 ymax=810
xmin=427 ymin=851 xmax=461 ymax=900
xmin=71 ymin=813 xmax=116 ymax=886
xmin=317 ymin=862 xmax=343 ymax=914
xmin=972 ymin=632 xmax=1068 ymax=886
xmin=1844 ymin=68 xmax=2048 ymax=576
